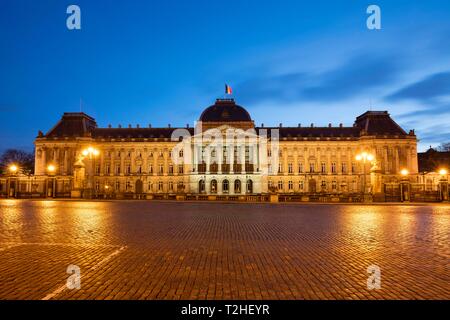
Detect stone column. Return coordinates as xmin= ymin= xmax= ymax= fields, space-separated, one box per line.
xmin=120 ymin=149 xmax=125 ymax=176
xmin=63 ymin=148 xmax=68 ymax=175
xmin=241 ymin=145 xmax=246 ymax=174
xmin=218 ymin=145 xmax=222 ymax=174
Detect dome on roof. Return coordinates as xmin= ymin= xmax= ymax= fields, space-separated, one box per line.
xmin=199 ymin=99 xmax=252 ymax=122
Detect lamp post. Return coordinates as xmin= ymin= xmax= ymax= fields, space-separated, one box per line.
xmin=47 ymin=164 xmax=56 ymax=198
xmin=81 ymin=146 xmax=100 ymax=199
xmin=400 ymin=169 xmax=410 ymax=202
xmin=438 ymin=168 xmax=448 ymax=201
xmin=355 ymin=152 xmax=375 ymax=202
xmin=7 ymin=164 xmax=18 ymax=198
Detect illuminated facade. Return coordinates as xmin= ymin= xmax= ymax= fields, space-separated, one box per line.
xmin=26 ymin=98 xmax=422 ymax=200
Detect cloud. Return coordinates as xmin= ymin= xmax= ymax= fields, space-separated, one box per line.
xmin=302 ymin=55 xmax=401 ymax=102
xmin=387 ymin=71 xmax=450 ymax=102
xmin=397 ymin=103 xmax=450 ymax=119
xmin=236 ymin=54 xmax=402 ymax=105
xmin=237 ymin=72 xmax=308 ymax=104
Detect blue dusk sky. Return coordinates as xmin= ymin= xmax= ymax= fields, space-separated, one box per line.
xmin=1 ymin=0 xmax=450 ymax=152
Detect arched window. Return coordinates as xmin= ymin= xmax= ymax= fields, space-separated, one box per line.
xmin=223 ymin=179 xmax=229 ymax=193
xmin=199 ymin=180 xmax=205 ymax=193
xmin=210 ymin=179 xmax=217 ymax=193
xmin=247 ymin=179 xmax=253 ymax=193
xmin=234 ymin=180 xmax=241 ymax=193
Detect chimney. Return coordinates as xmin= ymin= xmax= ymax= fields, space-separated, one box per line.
xmin=136 ymin=124 xmax=140 ymax=128
xmin=118 ymin=124 xmax=122 ymax=128
xmin=261 ymin=123 xmax=264 ymax=127
xmin=128 ymin=124 xmax=132 ymax=128
xmin=108 ymin=124 xmax=112 ymax=128
xmin=148 ymin=124 xmax=152 ymax=128
xmin=328 ymin=123 xmax=332 ymax=128
xmin=298 ymin=123 xmax=301 ymax=127
xmin=311 ymin=123 xmax=314 ymax=128
xmin=168 ymin=124 xmax=171 ymax=128
xmin=339 ymin=123 xmax=343 ymax=128
xmin=279 ymin=123 xmax=283 ymax=128
xmin=186 ymin=123 xmax=189 ymax=128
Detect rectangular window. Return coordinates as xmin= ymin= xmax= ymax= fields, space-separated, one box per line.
xmin=278 ymin=163 xmax=282 ymax=173
xmin=288 ymin=181 xmax=293 ymax=190
xmin=105 ymin=164 xmax=110 ymax=175
xmin=298 ymin=163 xmax=303 ymax=173
xmin=115 ymin=165 xmax=121 ymax=175
xmin=169 ymin=165 xmax=174 ymax=174
xmin=178 ymin=164 xmax=184 ymax=174
xmin=309 ymin=163 xmax=315 ymax=173
xmin=342 ymin=163 xmax=347 ymax=174
xmin=126 ymin=165 xmax=131 ymax=174
xmin=149 ymin=164 xmax=153 ymax=174
xmin=321 ymin=162 xmax=326 ymax=174
xmin=278 ymin=180 xmax=283 ymax=190
xmin=288 ymin=163 xmax=293 ymax=174
xmin=331 ymin=162 xmax=336 ymax=174
xmin=159 ymin=164 xmax=164 ymax=174
xmin=299 ymin=180 xmax=304 ymax=190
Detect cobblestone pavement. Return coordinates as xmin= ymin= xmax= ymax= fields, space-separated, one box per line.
xmin=0 ymin=200 xmax=449 ymax=300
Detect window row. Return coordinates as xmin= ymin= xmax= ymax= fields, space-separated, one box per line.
xmin=96 ymin=164 xmax=184 ymax=175
xmin=269 ymin=162 xmax=358 ymax=174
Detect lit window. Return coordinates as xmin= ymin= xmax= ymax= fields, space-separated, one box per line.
xmin=278 ymin=180 xmax=283 ymax=190
xmin=331 ymin=162 xmax=336 ymax=173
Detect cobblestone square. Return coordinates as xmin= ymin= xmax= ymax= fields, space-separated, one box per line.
xmin=0 ymin=200 xmax=449 ymax=300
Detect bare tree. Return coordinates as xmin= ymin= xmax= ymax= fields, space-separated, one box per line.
xmin=438 ymin=142 xmax=450 ymax=152
xmin=0 ymin=149 xmax=35 ymax=175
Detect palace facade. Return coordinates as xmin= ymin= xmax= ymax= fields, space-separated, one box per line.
xmin=23 ymin=98 xmax=421 ymax=201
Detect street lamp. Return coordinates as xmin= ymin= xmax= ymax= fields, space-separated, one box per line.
xmin=400 ymin=168 xmax=410 ymax=202
xmin=7 ymin=164 xmax=19 ymax=198
xmin=355 ymin=152 xmax=375 ymax=200
xmin=438 ymin=168 xmax=448 ymax=201
xmin=9 ymin=164 xmax=18 ymax=173
xmin=81 ymin=146 xmax=100 ymax=198
xmin=47 ymin=164 xmax=57 ymax=198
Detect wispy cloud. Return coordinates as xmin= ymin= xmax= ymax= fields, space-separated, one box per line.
xmin=386 ymin=71 xmax=450 ymax=102
xmin=237 ymin=54 xmax=402 ymax=106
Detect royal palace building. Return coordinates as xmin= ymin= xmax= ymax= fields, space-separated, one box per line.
xmin=3 ymin=98 xmax=439 ymax=202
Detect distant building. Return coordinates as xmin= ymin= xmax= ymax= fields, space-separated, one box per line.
xmin=418 ymin=147 xmax=450 ymax=173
